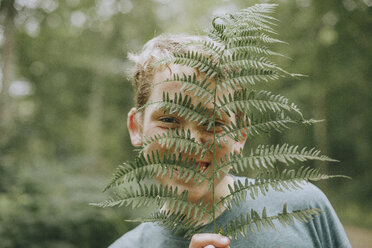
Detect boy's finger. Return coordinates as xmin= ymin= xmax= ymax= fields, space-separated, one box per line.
xmin=204 ymin=246 xmax=231 ymax=248
xmin=189 ymin=233 xmax=230 ymax=248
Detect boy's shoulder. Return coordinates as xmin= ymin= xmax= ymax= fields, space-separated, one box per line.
xmin=228 ymin=176 xmax=351 ymax=248
xmin=108 ymin=222 xmax=155 ymax=248
xmin=109 ymin=222 xmax=190 ymax=248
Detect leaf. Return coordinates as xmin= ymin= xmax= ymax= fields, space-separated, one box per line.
xmin=160 ymin=92 xmax=213 ymax=125
xmin=93 ymin=183 xmax=211 ymax=222
xmin=128 ymin=210 xmax=206 ymax=238
xmin=218 ymin=113 xmax=296 ymax=141
xmin=140 ymin=128 xmax=211 ymax=158
xmin=158 ymin=72 xmax=214 ymax=104
xmin=225 ymin=144 xmax=338 ymax=173
xmin=217 ymin=90 xmax=303 ymax=118
xmin=221 ymin=68 xmax=280 ymax=90
xmin=221 ymin=205 xmax=323 ymax=239
xmin=102 ymin=151 xmax=211 ymax=192
xmin=171 ymin=50 xmax=219 ymax=78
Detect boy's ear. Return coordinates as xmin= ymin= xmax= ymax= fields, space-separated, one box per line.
xmin=127 ymin=107 xmax=143 ymax=146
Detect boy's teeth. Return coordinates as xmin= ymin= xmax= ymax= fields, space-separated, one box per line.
xmin=198 ymin=162 xmax=210 ymax=172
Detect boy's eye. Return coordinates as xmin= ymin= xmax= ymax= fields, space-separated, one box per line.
xmin=204 ymin=120 xmax=225 ymax=132
xmin=211 ymin=120 xmax=224 ymax=127
xmin=160 ymin=117 xmax=178 ymax=124
xmin=215 ymin=121 xmax=224 ymax=127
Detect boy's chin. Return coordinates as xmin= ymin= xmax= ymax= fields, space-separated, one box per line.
xmin=154 ymin=173 xmax=227 ymax=200
xmin=155 ymin=174 xmax=205 ymax=192
xmin=155 ymin=174 xmax=203 ymax=189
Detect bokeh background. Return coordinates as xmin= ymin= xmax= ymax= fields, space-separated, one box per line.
xmin=0 ymin=0 xmax=371 ymax=247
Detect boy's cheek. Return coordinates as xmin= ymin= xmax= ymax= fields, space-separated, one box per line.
xmin=214 ymin=138 xmax=235 ymax=152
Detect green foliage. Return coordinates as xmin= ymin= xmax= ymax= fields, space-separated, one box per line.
xmin=217 ymin=89 xmax=303 ymax=117
xmin=0 ymin=159 xmax=129 ymax=248
xmin=128 ymin=210 xmax=206 ymax=238
xmin=140 ymin=128 xmax=211 ymax=157
xmin=217 ymin=167 xmax=348 ymax=210
xmin=1 ymin=0 xmax=371 ymax=246
xmin=222 ymin=204 xmax=323 ymax=239
xmin=95 ymin=183 xmax=211 ymax=223
xmin=226 ymin=144 xmax=338 ymax=172
xmin=217 ymin=113 xmax=316 ymax=141
xmin=95 ymin=3 xmax=347 ymax=240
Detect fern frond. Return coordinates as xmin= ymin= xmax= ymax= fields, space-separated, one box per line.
xmin=221 ymin=53 xmax=290 ymax=76
xmin=208 ymin=28 xmax=228 ymax=48
xmin=128 ymin=210 xmax=206 ymax=238
xmin=217 ymin=167 xmax=346 ymax=209
xmin=221 ymin=204 xmax=322 ymax=239
xmin=94 ymin=183 xmax=180 ymax=208
xmin=228 ymin=33 xmax=285 ymax=47
xmin=171 ymin=50 xmax=219 ymax=78
xmin=136 ymin=92 xmax=213 ymax=125
xmin=159 ymin=73 xmax=214 ymax=104
xmin=160 ymin=92 xmax=213 ymax=125
xmin=217 ymin=90 xmax=302 ymax=118
xmin=226 ymin=44 xmax=286 ymax=58
xmin=232 ymin=11 xmax=279 ymax=26
xmin=222 ymin=114 xmax=322 ymax=142
xmin=220 ymin=14 xmax=276 ymax=34
xmin=238 ymin=11 xmax=279 ymax=23
xmin=196 ymin=39 xmax=225 ymax=60
xmin=227 ymin=22 xmax=277 ymax=35
xmin=256 ymin=167 xmax=350 ymax=189
xmin=221 ymin=68 xmax=280 ymax=91
xmin=229 ymin=4 xmax=279 ymax=26
xmin=226 ymin=144 xmax=337 ymax=173
xmin=217 ymin=114 xmax=292 ymax=142
xmin=140 ymin=128 xmax=211 ymax=158
xmin=93 ymin=183 xmax=212 ymax=221
xmin=240 ymin=3 xmax=278 ymax=14
xmin=103 ymin=151 xmax=210 ymax=192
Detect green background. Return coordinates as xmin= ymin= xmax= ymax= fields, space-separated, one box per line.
xmin=0 ymin=0 xmax=371 ymax=247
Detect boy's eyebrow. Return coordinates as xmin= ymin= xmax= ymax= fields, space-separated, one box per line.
xmin=204 ymin=107 xmax=230 ymax=121
xmin=150 ymin=108 xmax=178 ymax=119
xmin=151 ymin=108 xmax=168 ymax=117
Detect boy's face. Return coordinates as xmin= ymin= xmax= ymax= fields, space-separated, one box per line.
xmin=128 ymin=65 xmax=245 ymax=201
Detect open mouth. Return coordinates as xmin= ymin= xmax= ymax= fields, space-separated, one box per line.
xmin=197 ymin=162 xmax=210 ymax=173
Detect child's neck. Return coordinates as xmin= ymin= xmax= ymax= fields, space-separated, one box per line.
xmin=162 ymin=175 xmax=235 ymax=225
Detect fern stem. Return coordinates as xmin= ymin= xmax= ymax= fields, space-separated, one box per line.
xmin=212 ymin=82 xmax=217 ymax=233
xmin=211 ymin=42 xmax=227 ymax=233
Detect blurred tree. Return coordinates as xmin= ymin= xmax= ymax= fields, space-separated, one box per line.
xmin=0 ymin=0 xmax=163 ymax=247
xmin=0 ymin=0 xmax=371 ymax=246
xmin=0 ymin=0 xmax=16 ymax=141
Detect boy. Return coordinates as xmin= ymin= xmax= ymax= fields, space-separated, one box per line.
xmin=109 ymin=34 xmax=351 ymax=248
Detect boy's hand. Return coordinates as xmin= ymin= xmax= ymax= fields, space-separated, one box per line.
xmin=189 ymin=233 xmax=230 ymax=248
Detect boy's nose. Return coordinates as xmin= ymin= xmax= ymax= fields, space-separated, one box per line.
xmin=187 ymin=126 xmax=209 ymax=145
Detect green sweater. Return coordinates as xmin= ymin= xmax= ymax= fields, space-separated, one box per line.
xmin=109 ymin=177 xmax=351 ymax=248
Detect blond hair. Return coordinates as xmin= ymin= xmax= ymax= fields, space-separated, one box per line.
xmin=128 ymin=34 xmax=210 ymax=108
